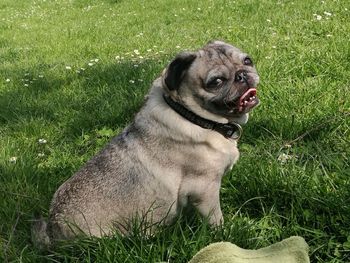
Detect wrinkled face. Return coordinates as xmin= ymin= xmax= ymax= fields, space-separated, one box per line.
xmin=164 ymin=41 xmax=260 ymax=119
xmin=195 ymin=41 xmax=260 ymax=116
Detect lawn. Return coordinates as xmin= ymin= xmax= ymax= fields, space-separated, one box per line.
xmin=0 ymin=0 xmax=349 ymax=262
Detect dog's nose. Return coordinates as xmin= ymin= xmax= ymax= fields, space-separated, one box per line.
xmin=234 ymin=70 xmax=248 ymax=83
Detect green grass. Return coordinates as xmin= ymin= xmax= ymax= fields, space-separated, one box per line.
xmin=1 ymin=0 xmax=349 ymax=262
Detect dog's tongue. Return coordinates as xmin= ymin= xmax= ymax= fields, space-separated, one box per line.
xmin=238 ymin=88 xmax=258 ymax=112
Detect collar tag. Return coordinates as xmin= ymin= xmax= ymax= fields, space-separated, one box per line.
xmin=214 ymin=123 xmax=243 ymax=140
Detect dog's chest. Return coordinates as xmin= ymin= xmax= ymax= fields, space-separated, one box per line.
xmin=180 ymin=137 xmax=239 ymax=177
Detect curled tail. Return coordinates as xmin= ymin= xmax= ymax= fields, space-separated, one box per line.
xmin=31 ymin=214 xmax=51 ymax=250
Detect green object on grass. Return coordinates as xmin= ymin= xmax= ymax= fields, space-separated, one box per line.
xmin=188 ymin=236 xmax=309 ymax=263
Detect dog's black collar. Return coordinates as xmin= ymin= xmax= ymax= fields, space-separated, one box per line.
xmin=163 ymin=95 xmax=242 ymax=140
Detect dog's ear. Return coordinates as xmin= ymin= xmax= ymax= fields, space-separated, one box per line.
xmin=164 ymin=52 xmax=197 ymax=91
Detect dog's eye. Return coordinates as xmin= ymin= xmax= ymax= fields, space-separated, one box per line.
xmin=243 ymin=57 xmax=253 ymax=66
xmin=207 ymin=77 xmax=226 ymax=88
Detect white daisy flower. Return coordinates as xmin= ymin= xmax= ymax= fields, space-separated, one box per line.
xmin=9 ymin=156 xmax=18 ymax=163
xmin=277 ymin=153 xmax=297 ymax=164
xmin=38 ymin=138 xmax=47 ymax=144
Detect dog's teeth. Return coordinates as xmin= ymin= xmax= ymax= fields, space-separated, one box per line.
xmin=244 ymin=101 xmax=247 ymax=105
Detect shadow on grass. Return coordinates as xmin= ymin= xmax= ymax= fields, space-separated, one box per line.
xmin=0 ymin=58 xmax=165 ymax=135
xmin=2 ymin=57 xmax=349 ymax=262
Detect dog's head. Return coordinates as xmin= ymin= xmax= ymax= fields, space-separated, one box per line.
xmin=162 ymin=40 xmax=260 ymax=124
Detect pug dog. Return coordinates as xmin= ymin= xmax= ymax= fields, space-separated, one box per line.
xmin=32 ymin=40 xmax=260 ymax=248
